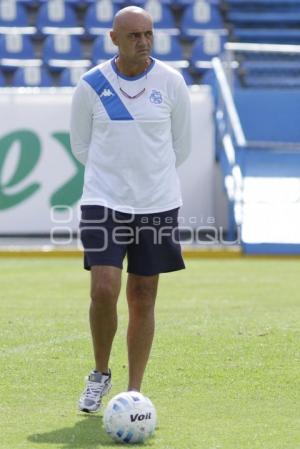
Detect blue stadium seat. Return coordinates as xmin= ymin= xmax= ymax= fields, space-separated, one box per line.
xmin=114 ymin=0 xmax=173 ymax=5
xmin=59 ymin=66 xmax=89 ymax=86
xmin=0 ymin=70 xmax=6 ymax=86
xmin=56 ymin=0 xmax=86 ymax=4
xmin=172 ymin=0 xmax=194 ymax=5
xmin=144 ymin=0 xmax=179 ymax=35
xmin=179 ymin=68 xmax=194 ymax=85
xmin=181 ymin=1 xmax=224 ymax=38
xmin=241 ymin=58 xmax=300 ymax=73
xmin=175 ymin=0 xmax=220 ymax=5
xmin=227 ymin=11 xmax=300 ymax=25
xmin=0 ymin=34 xmax=41 ymax=69
xmin=11 ymin=66 xmax=54 ymax=87
xmin=152 ymin=33 xmax=188 ymax=68
xmin=225 ymin=0 xmax=300 ymax=5
xmin=39 ymin=0 xmax=85 ymax=4
xmin=92 ymin=34 xmax=117 ymax=65
xmin=191 ymin=31 xmax=227 ymax=70
xmin=84 ymin=0 xmax=119 ymax=36
xmin=84 ymin=0 xmax=117 ymax=3
xmin=36 ymin=0 xmax=84 ymax=35
xmin=233 ymin=28 xmax=300 ymax=44
xmin=245 ymin=73 xmax=300 ymax=88
xmin=42 ymin=34 xmax=90 ymax=69
xmin=0 ymin=0 xmax=35 ymax=34
xmin=17 ymin=1 xmax=40 ymax=4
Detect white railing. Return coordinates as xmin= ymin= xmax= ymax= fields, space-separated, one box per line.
xmin=212 ymin=56 xmax=246 ymax=147
xmin=226 ymin=42 xmax=300 ymax=54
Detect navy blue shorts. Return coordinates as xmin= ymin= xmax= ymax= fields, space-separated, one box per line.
xmin=79 ymin=206 xmax=185 ymax=276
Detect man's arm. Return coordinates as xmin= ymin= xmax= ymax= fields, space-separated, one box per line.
xmin=70 ymin=80 xmax=92 ymax=165
xmin=171 ymin=77 xmax=192 ymax=167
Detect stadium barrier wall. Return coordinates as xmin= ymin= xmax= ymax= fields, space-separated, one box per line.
xmin=0 ymin=86 xmax=226 ymax=238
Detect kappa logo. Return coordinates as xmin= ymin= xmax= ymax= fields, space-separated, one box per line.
xmin=149 ymin=90 xmax=162 ymax=104
xmin=100 ymin=88 xmax=114 ymax=98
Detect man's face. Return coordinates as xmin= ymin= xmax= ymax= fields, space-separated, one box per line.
xmin=110 ymin=15 xmax=154 ymax=65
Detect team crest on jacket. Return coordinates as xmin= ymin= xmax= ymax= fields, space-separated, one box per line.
xmin=149 ymin=90 xmax=162 ymax=104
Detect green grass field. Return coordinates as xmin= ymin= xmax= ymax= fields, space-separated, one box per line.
xmin=1 ymin=257 xmax=300 ymax=449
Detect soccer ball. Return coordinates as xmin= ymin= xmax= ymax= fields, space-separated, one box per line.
xmin=103 ymin=391 xmax=157 ymax=444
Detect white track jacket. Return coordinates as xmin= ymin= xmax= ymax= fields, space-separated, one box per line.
xmin=70 ymin=57 xmax=191 ymax=214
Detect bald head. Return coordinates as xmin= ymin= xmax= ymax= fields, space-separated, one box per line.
xmin=112 ymin=6 xmax=153 ymax=32
xmin=109 ymin=6 xmax=154 ymax=74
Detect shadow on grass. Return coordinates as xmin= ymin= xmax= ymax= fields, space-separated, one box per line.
xmin=27 ymin=415 xmax=114 ymax=449
xmin=27 ymin=414 xmax=156 ymax=449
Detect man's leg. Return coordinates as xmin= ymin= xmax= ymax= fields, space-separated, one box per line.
xmin=90 ymin=265 xmax=122 ymax=373
xmin=126 ymin=273 xmax=159 ymax=391
xmin=79 ymin=265 xmax=121 ymax=412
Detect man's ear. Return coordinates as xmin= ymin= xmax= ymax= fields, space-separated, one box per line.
xmin=110 ymin=31 xmax=118 ymax=46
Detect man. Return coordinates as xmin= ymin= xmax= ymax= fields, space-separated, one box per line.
xmin=70 ymin=6 xmax=191 ymax=413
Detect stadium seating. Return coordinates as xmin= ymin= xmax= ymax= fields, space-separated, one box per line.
xmin=97 ymin=0 xmax=175 ymax=5
xmin=191 ymin=31 xmax=227 ymax=70
xmin=241 ymin=57 xmax=300 ymax=73
xmin=38 ymin=0 xmax=83 ymax=5
xmin=223 ymin=0 xmax=300 ymax=44
xmin=0 ymin=0 xmax=228 ymax=86
xmin=17 ymin=0 xmax=41 ymax=4
xmin=151 ymin=33 xmax=189 ymax=68
xmin=233 ymin=28 xmax=300 ymax=44
xmin=174 ymin=0 xmax=220 ymax=7
xmin=181 ymin=0 xmax=224 ymax=39
xmin=57 ymin=0 xmax=87 ymax=4
xmin=224 ymin=0 xmax=300 ymax=5
xmin=0 ymin=0 xmax=35 ymax=35
xmin=0 ymin=70 xmax=5 ymax=86
xmin=0 ymin=0 xmax=227 ymax=85
xmin=173 ymin=0 xmax=195 ymax=5
xmin=222 ymin=0 xmax=300 ymax=86
xmin=38 ymin=0 xmax=88 ymax=4
xmin=179 ymin=68 xmax=194 ymax=84
xmin=227 ymin=11 xmax=300 ymax=26
xmin=238 ymin=53 xmax=300 ymax=87
xmin=245 ymin=74 xmax=300 ymax=88
xmin=92 ymin=34 xmax=117 ymax=65
xmin=11 ymin=66 xmax=54 ymax=87
xmin=144 ymin=0 xmax=179 ymax=35
xmin=36 ymin=0 xmax=84 ymax=35
xmin=111 ymin=0 xmax=147 ymax=4
xmin=84 ymin=0 xmax=119 ymax=36
xmin=0 ymin=34 xmax=41 ymax=69
xmin=59 ymin=66 xmax=88 ymax=86
xmin=42 ymin=34 xmax=90 ymax=69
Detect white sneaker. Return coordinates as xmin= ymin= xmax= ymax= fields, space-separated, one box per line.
xmin=78 ymin=369 xmax=112 ymax=413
